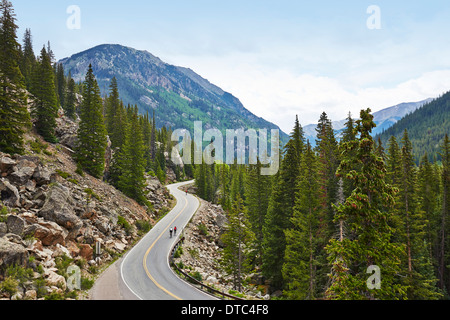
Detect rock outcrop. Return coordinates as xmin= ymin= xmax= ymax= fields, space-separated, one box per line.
xmin=174 ymin=197 xmax=268 ymax=299
xmin=0 ymin=110 xmax=172 ymax=300
xmin=174 ymin=199 xmax=230 ymax=289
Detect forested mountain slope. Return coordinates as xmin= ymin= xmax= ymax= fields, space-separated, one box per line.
xmin=60 ymin=44 xmax=288 ymax=143
xmin=376 ymin=92 xmax=449 ymax=162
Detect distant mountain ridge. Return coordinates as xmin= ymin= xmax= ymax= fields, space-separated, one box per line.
xmin=303 ymin=98 xmax=433 ymax=145
xmin=376 ymin=92 xmax=449 ymax=163
xmin=59 ymin=44 xmax=289 ymax=142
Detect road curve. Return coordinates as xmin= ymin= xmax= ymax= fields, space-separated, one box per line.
xmin=119 ymin=180 xmax=215 ymax=300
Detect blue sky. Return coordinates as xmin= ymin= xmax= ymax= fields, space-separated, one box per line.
xmin=13 ymin=0 xmax=450 ymax=132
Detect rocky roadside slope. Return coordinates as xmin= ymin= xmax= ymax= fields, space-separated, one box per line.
xmin=0 ymin=111 xmax=172 ymax=300
xmin=173 ymin=190 xmax=270 ymax=300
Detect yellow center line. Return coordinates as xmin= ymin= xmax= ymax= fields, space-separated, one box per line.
xmin=142 ymin=194 xmax=188 ymax=300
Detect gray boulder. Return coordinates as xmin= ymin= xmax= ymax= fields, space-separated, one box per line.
xmin=6 ymin=215 xmax=26 ymax=236
xmin=33 ymin=165 xmax=52 ymax=186
xmin=0 ymin=178 xmax=20 ymax=207
xmin=39 ymin=183 xmax=82 ymax=240
xmin=0 ymin=237 xmax=29 ymax=271
xmin=8 ymin=159 xmax=37 ymax=185
xmin=0 ymin=155 xmax=16 ymax=174
xmin=0 ymin=223 xmax=7 ymax=237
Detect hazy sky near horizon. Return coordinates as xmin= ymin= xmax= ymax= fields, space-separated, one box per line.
xmin=13 ymin=0 xmax=450 ymax=133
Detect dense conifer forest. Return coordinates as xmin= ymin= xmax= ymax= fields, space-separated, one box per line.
xmin=195 ymin=109 xmax=449 ymax=300
xmin=1 ymin=0 xmax=449 ymax=300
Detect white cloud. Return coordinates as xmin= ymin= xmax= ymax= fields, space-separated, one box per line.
xmin=170 ymin=52 xmax=450 ymax=133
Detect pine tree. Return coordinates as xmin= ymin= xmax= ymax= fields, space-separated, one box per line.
xmin=418 ymin=153 xmax=440 ymax=263
xmin=397 ymin=129 xmax=440 ymax=299
xmin=116 ymin=106 xmax=147 ymax=204
xmin=19 ymin=28 xmax=35 ymax=90
xmin=262 ymin=118 xmax=304 ymax=289
xmin=326 ymin=108 xmax=407 ymax=300
xmin=105 ymin=78 xmax=119 ymax=138
xmin=437 ymin=134 xmax=450 ymax=292
xmin=0 ymin=0 xmax=31 ymax=154
xmin=292 ymin=115 xmax=305 ymax=159
xmin=220 ymin=196 xmax=255 ymax=292
xmin=56 ymin=63 xmax=66 ymax=109
xmin=195 ymin=160 xmax=209 ymax=200
xmin=340 ymin=112 xmax=357 ymax=198
xmin=30 ymin=47 xmax=58 ymax=143
xmin=150 ymin=110 xmax=157 ymax=163
xmin=245 ymin=158 xmax=271 ymax=265
xmin=142 ymin=111 xmax=152 ymax=169
xmin=386 ymin=136 xmax=402 ymax=187
xmin=218 ymin=163 xmax=231 ymax=210
xmin=315 ymin=112 xmax=340 ymax=239
xmin=75 ymin=64 xmax=107 ymax=179
xmin=65 ymin=74 xmax=76 ymax=119
xmin=105 ymin=78 xmax=127 ymax=150
xmin=283 ymin=141 xmax=322 ymax=299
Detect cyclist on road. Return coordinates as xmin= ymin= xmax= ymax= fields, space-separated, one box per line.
xmin=169 ymin=228 xmax=173 ymax=238
xmin=174 ymin=226 xmax=177 ymax=236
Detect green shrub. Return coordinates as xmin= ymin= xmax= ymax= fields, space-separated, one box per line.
xmin=75 ymin=162 xmax=84 ymax=176
xmin=198 ymin=223 xmax=208 ymax=236
xmin=190 ymin=271 xmax=202 ymax=283
xmin=118 ymin=216 xmax=132 ymax=234
xmin=29 ymin=138 xmax=49 ymax=154
xmin=81 ymin=276 xmax=95 ymax=290
xmin=55 ymin=255 xmax=74 ymax=278
xmin=56 ymin=170 xmax=71 ymax=179
xmin=44 ymin=292 xmax=64 ymax=300
xmin=0 ymin=205 xmax=8 ymax=223
xmin=136 ymin=220 xmax=151 ymax=234
xmin=84 ymin=188 xmax=101 ymax=201
xmin=67 ymin=178 xmax=79 ymax=185
xmin=0 ymin=276 xmax=18 ymax=298
xmin=174 ymin=246 xmax=183 ymax=258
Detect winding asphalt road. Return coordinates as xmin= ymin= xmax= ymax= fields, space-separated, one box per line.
xmin=93 ymin=180 xmax=214 ymax=300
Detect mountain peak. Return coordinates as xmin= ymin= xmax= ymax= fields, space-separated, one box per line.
xmin=302 ymin=98 xmax=433 ymax=146
xmin=60 ymin=44 xmax=288 ymax=141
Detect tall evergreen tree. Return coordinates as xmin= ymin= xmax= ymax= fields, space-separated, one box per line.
xmin=220 ymin=196 xmax=255 ymax=292
xmin=30 ymin=47 xmax=58 ymax=143
xmin=65 ymin=74 xmax=76 ymax=119
xmin=397 ymin=129 xmax=440 ymax=299
xmin=116 ymin=106 xmax=147 ymax=204
xmin=105 ymin=78 xmax=119 ymax=137
xmin=75 ymin=64 xmax=107 ymax=179
xmin=217 ymin=163 xmax=230 ymax=210
xmin=105 ymin=77 xmax=127 ymax=150
xmin=55 ymin=63 xmax=65 ymax=109
xmin=326 ymin=109 xmax=407 ymax=300
xmin=315 ymin=112 xmax=340 ymax=239
xmin=262 ymin=118 xmax=304 ymax=289
xmin=142 ymin=111 xmax=152 ymax=169
xmin=19 ymin=28 xmax=35 ymax=90
xmin=340 ymin=112 xmax=357 ymax=198
xmin=386 ymin=135 xmax=402 ymax=187
xmin=437 ymin=134 xmax=450 ymax=292
xmin=245 ymin=159 xmax=271 ymax=265
xmin=418 ymin=153 xmax=440 ymax=264
xmin=0 ymin=0 xmax=31 ymax=154
xmin=150 ymin=110 xmax=157 ymax=163
xmin=283 ymin=141 xmax=323 ymax=299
